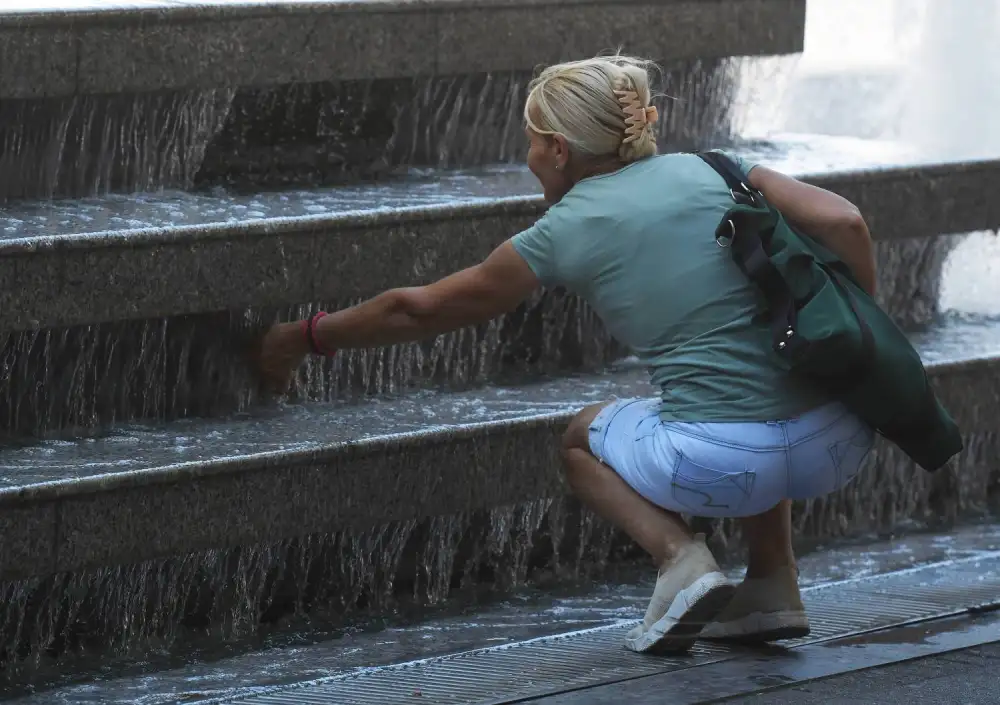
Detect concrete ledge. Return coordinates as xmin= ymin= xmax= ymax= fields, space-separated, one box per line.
xmin=0 ymin=352 xmax=997 ymax=582
xmin=1 ymin=158 xmax=999 ymax=333
xmin=0 ymin=0 xmax=805 ymax=99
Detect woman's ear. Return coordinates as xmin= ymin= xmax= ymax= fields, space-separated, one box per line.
xmin=551 ymin=133 xmax=571 ymax=170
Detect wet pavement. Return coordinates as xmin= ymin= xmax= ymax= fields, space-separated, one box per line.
xmin=192 ymin=547 xmax=1000 ymax=704
xmin=534 ymin=616 xmax=1000 ymax=704
xmin=726 ymin=642 xmax=1000 ymax=705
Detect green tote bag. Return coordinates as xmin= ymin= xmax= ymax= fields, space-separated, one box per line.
xmin=698 ymin=151 xmax=963 ymax=472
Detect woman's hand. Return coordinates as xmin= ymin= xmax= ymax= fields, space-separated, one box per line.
xmin=255 ymin=321 xmax=312 ymax=394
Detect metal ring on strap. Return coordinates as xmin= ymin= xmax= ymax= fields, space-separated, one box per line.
xmin=716 ymin=219 xmax=735 ymax=248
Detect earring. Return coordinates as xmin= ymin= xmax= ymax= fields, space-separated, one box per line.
xmin=555 ymin=164 xmax=562 ymax=171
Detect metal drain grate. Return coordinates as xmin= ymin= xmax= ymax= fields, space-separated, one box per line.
xmin=227 ymin=553 xmax=1000 ymax=705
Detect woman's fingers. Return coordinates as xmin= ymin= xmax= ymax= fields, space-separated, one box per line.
xmin=255 ymin=323 xmax=308 ymax=395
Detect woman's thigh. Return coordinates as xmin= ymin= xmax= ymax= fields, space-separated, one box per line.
xmin=588 ymin=398 xmax=790 ymax=519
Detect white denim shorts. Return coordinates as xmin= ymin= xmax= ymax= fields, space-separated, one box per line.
xmin=588 ymin=398 xmax=875 ymax=518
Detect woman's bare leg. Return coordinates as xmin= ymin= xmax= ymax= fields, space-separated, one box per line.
xmin=560 ymin=402 xmax=734 ymax=653
xmin=560 ymin=403 xmax=694 ymax=564
xmin=702 ymin=500 xmax=808 ymax=642
xmin=742 ymin=499 xmax=797 ymax=578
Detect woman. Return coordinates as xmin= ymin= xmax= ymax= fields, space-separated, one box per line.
xmin=257 ymin=55 xmax=877 ymax=655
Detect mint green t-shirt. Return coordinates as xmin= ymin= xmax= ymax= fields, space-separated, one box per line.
xmin=511 ymin=152 xmax=827 ymax=422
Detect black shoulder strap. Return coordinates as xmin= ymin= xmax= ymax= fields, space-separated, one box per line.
xmin=696 ymin=150 xmax=803 ymax=359
xmin=697 ymin=150 xmax=763 ymax=207
xmin=697 ymin=150 xmax=750 ymax=192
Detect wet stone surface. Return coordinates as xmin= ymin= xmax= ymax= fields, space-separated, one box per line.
xmin=0 ymin=312 xmax=997 ymax=489
xmin=0 ymin=135 xmax=985 ymax=438
xmin=0 ymin=57 xmax=742 ymax=202
xmin=0 ymin=134 xmax=925 ymax=239
xmin=0 ymin=288 xmax=620 ymax=441
xmin=4 ymin=523 xmax=1000 ymax=705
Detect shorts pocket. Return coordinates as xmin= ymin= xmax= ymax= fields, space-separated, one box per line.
xmin=828 ymin=423 xmax=875 ymax=489
xmin=670 ymin=453 xmax=756 ymax=516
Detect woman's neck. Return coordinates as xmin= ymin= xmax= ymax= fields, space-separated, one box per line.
xmin=572 ymin=156 xmax=628 ymax=183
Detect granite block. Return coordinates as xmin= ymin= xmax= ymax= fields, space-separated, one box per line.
xmin=179 ymin=231 xmax=320 ymax=311
xmin=435 ymin=0 xmax=806 ymax=74
xmin=1 ymin=159 xmax=998 ymax=332
xmin=0 ymin=503 xmax=56 ymax=582
xmin=78 ymin=20 xmax=258 ymax=94
xmin=44 ymin=246 xmax=204 ymax=328
xmin=0 ymin=27 xmax=77 ymax=99
xmin=55 ymin=473 xmax=281 ymax=572
xmin=52 ymin=421 xmax=564 ymax=573
xmin=6 ymin=0 xmax=804 ymax=99
xmin=305 ymin=9 xmax=438 ymax=82
xmin=14 ymin=231 xmax=318 ymax=330
xmin=0 ymin=353 xmax=985 ymax=579
xmin=311 ymin=209 xmax=537 ymax=296
xmin=8 ymin=251 xmax=66 ymax=330
xmin=817 ymin=161 xmax=1000 ymax=241
xmin=77 ymin=11 xmax=433 ymax=95
xmin=930 ymin=357 xmax=1000 ymax=433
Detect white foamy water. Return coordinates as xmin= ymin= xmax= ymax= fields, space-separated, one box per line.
xmin=738 ymin=0 xmax=1000 ymax=317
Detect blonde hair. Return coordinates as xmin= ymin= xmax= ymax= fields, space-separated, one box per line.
xmin=524 ymin=54 xmax=660 ymax=164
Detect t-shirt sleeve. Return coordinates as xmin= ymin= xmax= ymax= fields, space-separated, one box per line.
xmin=511 ymin=215 xmax=560 ymax=286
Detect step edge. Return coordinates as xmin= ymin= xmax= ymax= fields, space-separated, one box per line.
xmin=0 ymin=353 xmax=994 ymax=506
xmin=3 ymin=159 xmax=1000 ymax=255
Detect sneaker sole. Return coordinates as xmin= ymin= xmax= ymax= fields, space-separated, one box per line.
xmin=701 ymin=610 xmax=811 ymax=644
xmin=624 ymin=572 xmax=735 ymax=655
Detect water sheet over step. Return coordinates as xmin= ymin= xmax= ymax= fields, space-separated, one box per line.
xmin=0 ymin=0 xmax=806 ymax=200
xmin=0 ymin=139 xmax=996 ymax=436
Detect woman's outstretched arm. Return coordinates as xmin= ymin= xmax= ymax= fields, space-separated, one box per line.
xmin=312 ymin=241 xmax=538 ymax=349
xmin=255 ymin=241 xmax=540 ymax=390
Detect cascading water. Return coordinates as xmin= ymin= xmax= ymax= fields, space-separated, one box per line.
xmin=0 ymin=497 xmax=617 ymax=686
xmin=195 ymin=59 xmax=745 ymax=190
xmin=0 ymin=283 xmax=618 ymax=439
xmin=734 ymin=0 xmax=1000 ymax=328
xmin=0 ymin=91 xmax=235 ymax=203
xmin=898 ymin=0 xmax=1000 ymax=160
xmin=889 ymin=0 xmax=1000 ymax=326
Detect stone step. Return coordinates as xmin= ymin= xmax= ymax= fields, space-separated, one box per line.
xmin=1 ymin=0 xmax=805 ymax=99
xmin=2 ymin=136 xmax=998 ymax=332
xmin=0 ymin=137 xmax=996 ymax=438
xmin=2 ymin=314 xmax=999 ymax=585
xmin=0 ymin=0 xmax=805 ymax=199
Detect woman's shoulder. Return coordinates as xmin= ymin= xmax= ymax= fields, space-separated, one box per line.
xmin=568 ymin=152 xmax=718 ymax=205
xmin=581 ymin=153 xmax=716 ymax=188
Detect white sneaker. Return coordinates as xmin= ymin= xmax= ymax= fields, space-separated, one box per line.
xmin=625 ymin=534 xmax=735 ymax=654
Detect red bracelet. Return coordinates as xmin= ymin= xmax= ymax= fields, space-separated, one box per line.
xmin=301 ymin=312 xmax=338 ymax=357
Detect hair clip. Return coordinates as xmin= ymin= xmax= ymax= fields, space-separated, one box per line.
xmin=615 ymin=90 xmax=658 ymax=144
